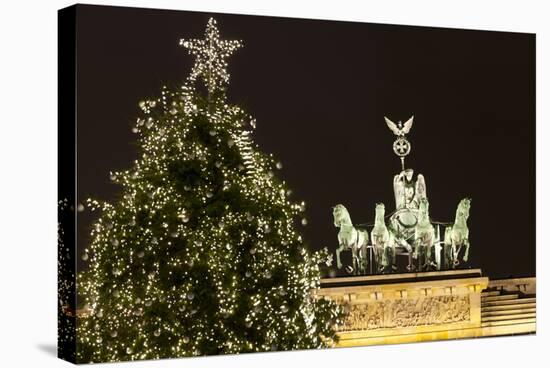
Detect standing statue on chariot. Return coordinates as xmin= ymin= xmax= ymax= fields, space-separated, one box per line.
xmin=332 ymin=115 xmax=472 ymax=275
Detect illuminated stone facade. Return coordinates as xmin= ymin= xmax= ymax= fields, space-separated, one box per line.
xmin=316 ymin=269 xmax=535 ymax=347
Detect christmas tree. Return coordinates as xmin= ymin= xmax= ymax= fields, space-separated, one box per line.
xmin=77 ymin=18 xmax=342 ymax=363
xmin=58 ymin=198 xmax=76 ymax=362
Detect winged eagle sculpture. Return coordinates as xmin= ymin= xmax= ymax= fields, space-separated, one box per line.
xmin=384 ymin=115 xmax=414 ymax=137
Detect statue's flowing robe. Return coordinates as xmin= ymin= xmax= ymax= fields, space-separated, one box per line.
xmin=414 ymin=174 xmax=427 ymax=206
xmin=393 ymin=174 xmax=418 ymax=210
xmin=393 ymin=174 xmax=406 ymax=209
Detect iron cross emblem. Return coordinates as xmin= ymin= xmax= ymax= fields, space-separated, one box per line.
xmin=393 ymin=137 xmax=411 ymax=157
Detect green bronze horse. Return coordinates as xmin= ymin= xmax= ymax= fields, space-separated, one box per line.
xmin=333 ymin=204 xmax=369 ymax=274
xmin=448 ymin=198 xmax=471 ymax=265
xmin=413 ymin=198 xmax=436 ymax=271
xmin=371 ymin=203 xmax=395 ymax=273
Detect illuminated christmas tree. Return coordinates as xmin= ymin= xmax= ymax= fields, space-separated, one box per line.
xmin=58 ymin=198 xmax=76 ymax=362
xmin=77 ymin=18 xmax=342 ymax=363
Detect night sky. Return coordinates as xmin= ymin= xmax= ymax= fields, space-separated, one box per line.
xmin=74 ymin=4 xmax=535 ymax=279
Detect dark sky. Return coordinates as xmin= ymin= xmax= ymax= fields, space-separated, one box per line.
xmin=74 ymin=4 xmax=535 ymax=279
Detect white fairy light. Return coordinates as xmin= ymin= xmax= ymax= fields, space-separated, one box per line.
xmin=179 ymin=18 xmax=242 ymax=95
xmin=75 ymin=18 xmax=343 ymax=363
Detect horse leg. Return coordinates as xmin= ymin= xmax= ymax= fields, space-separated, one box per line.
xmin=422 ymin=245 xmax=428 ymax=270
xmin=434 ymin=226 xmax=441 ymax=270
xmin=406 ymin=246 xmax=414 ymax=271
xmin=357 ymin=248 xmax=362 ymax=275
xmin=379 ymin=247 xmax=386 ymax=273
xmin=412 ymin=237 xmax=421 ymax=268
xmin=426 ymin=241 xmax=434 ymax=269
xmin=434 ymin=243 xmax=441 ymax=270
xmin=391 ymin=245 xmax=397 ymax=271
xmin=376 ymin=248 xmax=381 ymax=273
xmin=352 ymin=247 xmax=358 ymax=275
xmin=384 ymin=247 xmax=392 ymax=273
xmin=360 ymin=244 xmax=368 ymax=274
xmin=423 ymin=245 xmax=429 ymax=270
xmin=381 ymin=247 xmax=388 ymax=273
xmin=446 ymin=242 xmax=454 ymax=269
xmin=403 ymin=240 xmax=412 ymax=253
xmin=336 ymin=246 xmax=343 ymax=269
xmin=451 ymin=239 xmax=458 ymax=267
xmin=357 ymin=246 xmax=363 ymax=274
xmin=417 ymin=245 xmax=423 ymax=271
xmin=463 ymin=239 xmax=470 ymax=262
xmin=377 ymin=247 xmax=384 ymax=273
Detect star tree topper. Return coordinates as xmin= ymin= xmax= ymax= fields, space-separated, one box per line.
xmin=180 ymin=18 xmax=242 ymax=94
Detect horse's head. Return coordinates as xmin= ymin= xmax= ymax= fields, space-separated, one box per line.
xmin=416 ymin=174 xmax=427 ymax=200
xmin=418 ymin=198 xmax=430 ymax=221
xmin=333 ymin=204 xmax=351 ymax=227
xmin=374 ymin=203 xmax=386 ymax=224
xmin=457 ymin=198 xmax=471 ymax=221
xmin=419 ymin=198 xmax=429 ymax=213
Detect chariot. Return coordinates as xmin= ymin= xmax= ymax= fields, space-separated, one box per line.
xmin=333 ymin=116 xmax=471 ymax=275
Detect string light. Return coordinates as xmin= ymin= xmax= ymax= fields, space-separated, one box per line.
xmin=180 ymin=18 xmax=242 ymax=95
xmin=76 ymin=18 xmax=343 ymax=363
xmin=58 ymin=199 xmax=76 ymax=362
